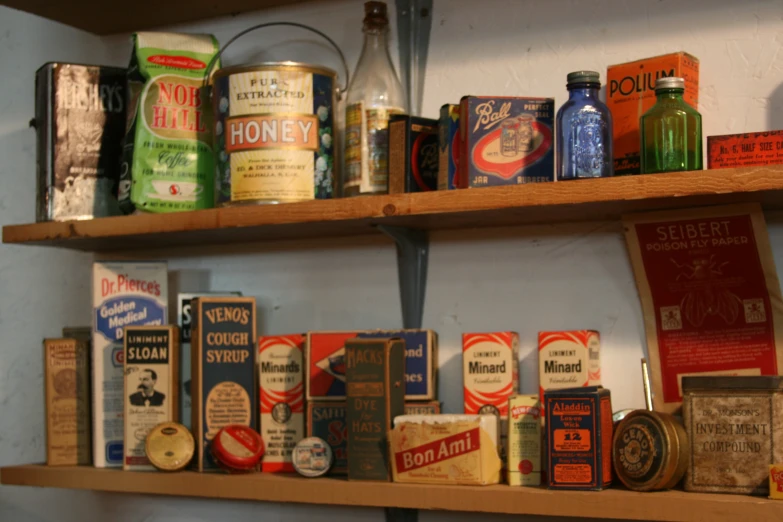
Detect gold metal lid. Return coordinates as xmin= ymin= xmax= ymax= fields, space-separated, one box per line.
xmin=145 ymin=422 xmax=195 ymax=472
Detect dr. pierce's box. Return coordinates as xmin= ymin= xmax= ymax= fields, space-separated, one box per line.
xmin=92 ymin=261 xmax=167 ymax=468
xmin=191 ymin=296 xmax=257 ymax=471
xmin=123 ymin=325 xmax=179 ymax=471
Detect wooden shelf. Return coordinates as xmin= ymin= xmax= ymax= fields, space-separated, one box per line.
xmin=1 ymin=464 xmax=782 ymax=521
xmin=3 ymin=0 xmax=322 ymax=35
xmin=4 ymin=167 xmax=783 ymax=252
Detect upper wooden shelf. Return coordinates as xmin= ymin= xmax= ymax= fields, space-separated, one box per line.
xmin=2 ymin=0 xmax=320 ymax=35
xmin=4 ymin=166 xmax=783 ymax=252
xmin=1 ymin=464 xmax=782 ymax=521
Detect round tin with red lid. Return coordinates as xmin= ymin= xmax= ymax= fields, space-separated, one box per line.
xmin=210 ymin=425 xmax=264 ymax=473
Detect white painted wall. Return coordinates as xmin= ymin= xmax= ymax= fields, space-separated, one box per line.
xmin=1 ymin=0 xmax=783 ymax=520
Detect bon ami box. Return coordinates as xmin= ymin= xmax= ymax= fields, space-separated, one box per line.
xmin=92 ymin=261 xmax=167 ymax=468
xmin=438 ymin=103 xmax=460 ymax=190
xmin=463 ymin=332 xmax=519 ymax=416
xmin=538 ymin=331 xmax=601 ymax=404
xmin=607 ymin=52 xmax=699 ymax=175
xmin=458 ymin=96 xmax=554 ymax=188
xmin=177 ymin=292 xmax=241 ymax=430
xmin=44 ymin=338 xmax=91 ymax=466
xmin=307 ymin=329 xmax=437 ymax=401
xmin=123 ymin=325 xmax=179 ymax=471
xmin=191 ymin=296 xmax=257 ymax=471
xmin=545 ymin=386 xmax=613 ymax=490
xmin=307 ymin=400 xmax=442 ymax=475
xmin=389 ymin=414 xmax=501 ymax=485
xmin=258 ymin=334 xmax=305 ymax=472
xmin=388 ymin=115 xmax=439 ymax=194
xmin=346 ymin=338 xmax=405 ymax=481
xmin=708 ymin=131 xmax=783 ymax=169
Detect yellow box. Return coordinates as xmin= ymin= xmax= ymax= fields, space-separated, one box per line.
xmin=508 ymin=395 xmax=542 ymax=486
xmin=770 ymin=465 xmax=783 ymax=499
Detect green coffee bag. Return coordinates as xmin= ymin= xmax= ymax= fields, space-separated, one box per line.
xmin=119 ymin=32 xmax=219 ymax=213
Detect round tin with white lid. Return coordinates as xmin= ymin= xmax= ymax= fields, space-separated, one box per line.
xmin=292 ymin=437 xmax=333 ymax=478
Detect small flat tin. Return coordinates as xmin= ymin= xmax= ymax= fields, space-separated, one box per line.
xmin=293 ymin=436 xmax=334 ymax=478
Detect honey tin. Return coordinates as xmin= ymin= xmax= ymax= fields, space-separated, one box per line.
xmin=34 ymin=63 xmax=125 ymax=222
xmin=612 ymin=410 xmax=688 ymax=491
xmin=683 ymin=376 xmax=783 ymax=495
xmin=191 ymin=296 xmax=257 ymax=471
xmin=293 ymin=436 xmax=334 ymax=477
xmin=607 ymin=52 xmax=699 ymax=174
xmin=177 ymin=291 xmax=241 ymax=430
xmin=438 ymin=103 xmax=460 ymax=190
xmin=708 ymin=131 xmax=783 ymax=169
xmin=545 ymin=386 xmax=613 ymax=490
xmin=213 ymin=62 xmax=337 ymax=205
xmin=92 ymin=261 xmax=168 ymax=468
xmin=538 ymin=331 xmax=601 ymax=404
xmin=307 ymin=401 xmax=348 ymax=474
xmin=258 ymin=334 xmax=305 ymax=472
xmin=306 ymin=400 xmax=442 ymax=475
xmin=389 ymin=414 xmax=502 ymax=485
xmin=388 ymin=115 xmax=439 ymax=194
xmin=458 ymin=96 xmax=554 ymax=188
xmin=508 ymin=395 xmax=542 ymax=487
xmin=44 ymin=338 xmax=91 ymax=466
xmin=123 ymin=325 xmax=179 ymax=471
xmin=357 ymin=329 xmax=438 ymax=400
xmin=463 ymin=332 xmax=519 ymax=416
xmin=145 ymin=422 xmax=194 ymax=471
xmin=211 ymin=425 xmax=264 ymax=473
xmin=346 ymin=338 xmax=405 ymax=481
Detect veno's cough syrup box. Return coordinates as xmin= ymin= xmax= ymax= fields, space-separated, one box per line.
xmin=607 ymin=52 xmax=699 ymax=175
xmin=92 ymin=261 xmax=167 ymax=467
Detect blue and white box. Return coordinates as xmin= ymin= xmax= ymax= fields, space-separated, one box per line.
xmin=92 ymin=261 xmax=167 ymax=467
xmin=357 ymin=329 xmax=438 ymax=400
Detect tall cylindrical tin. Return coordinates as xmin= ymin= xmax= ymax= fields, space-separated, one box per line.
xmin=213 ymin=62 xmax=338 ymax=205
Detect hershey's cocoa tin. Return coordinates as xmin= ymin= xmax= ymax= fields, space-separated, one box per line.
xmin=683 ymin=376 xmax=783 ymax=495
xmin=34 ymin=63 xmax=125 ymax=222
xmin=613 ymin=410 xmax=688 ymax=491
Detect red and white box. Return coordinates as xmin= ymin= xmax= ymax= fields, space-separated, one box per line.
xmin=259 ymin=334 xmax=305 ymax=472
xmin=538 ymin=330 xmax=601 ymax=402
xmin=462 ymin=332 xmax=519 ymax=416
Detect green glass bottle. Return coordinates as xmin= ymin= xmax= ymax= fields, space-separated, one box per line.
xmin=640 ymin=77 xmax=703 ymax=174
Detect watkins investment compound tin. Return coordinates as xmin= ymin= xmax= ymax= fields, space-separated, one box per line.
xmin=213 ymin=62 xmax=337 ymax=205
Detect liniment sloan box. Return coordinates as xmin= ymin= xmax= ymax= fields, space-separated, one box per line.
xmin=458 ymin=96 xmax=554 ymax=188
xmin=92 ymin=261 xmax=167 ymax=468
xmin=463 ymin=332 xmax=519 ymax=416
xmin=607 ymin=52 xmax=699 ymax=175
xmin=258 ymin=334 xmax=305 ymax=472
xmin=191 ymin=296 xmax=257 ymax=471
xmin=123 ymin=325 xmax=179 ymax=471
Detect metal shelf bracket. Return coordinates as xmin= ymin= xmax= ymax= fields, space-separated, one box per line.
xmin=377 ymin=225 xmax=429 ymax=330
xmin=396 ymin=0 xmax=433 ymax=116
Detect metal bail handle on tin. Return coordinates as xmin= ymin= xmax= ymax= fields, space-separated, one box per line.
xmin=204 ymin=22 xmax=350 ymax=98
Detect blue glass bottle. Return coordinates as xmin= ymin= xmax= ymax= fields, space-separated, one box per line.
xmin=556 ymin=71 xmax=613 ymax=180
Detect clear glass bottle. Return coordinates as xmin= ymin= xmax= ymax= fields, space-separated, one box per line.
xmin=556 ymin=71 xmax=613 ymax=180
xmin=343 ymin=1 xmax=407 ymax=197
xmin=640 ymin=77 xmax=703 ymax=174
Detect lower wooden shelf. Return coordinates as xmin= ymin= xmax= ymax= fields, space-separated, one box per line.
xmin=1 ymin=464 xmax=782 ymax=521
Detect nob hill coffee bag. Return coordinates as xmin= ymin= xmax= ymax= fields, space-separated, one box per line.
xmin=92 ymin=261 xmax=168 ymax=467
xmin=118 ymin=32 xmax=219 ymax=213
xmin=191 ymin=296 xmax=257 ymax=471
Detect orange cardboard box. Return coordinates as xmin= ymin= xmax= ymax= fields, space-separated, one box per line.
xmin=607 ymin=52 xmax=699 ymax=175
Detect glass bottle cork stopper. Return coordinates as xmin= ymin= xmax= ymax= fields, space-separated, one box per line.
xmin=364 ymin=1 xmax=389 ymax=29
xmin=566 ymin=71 xmax=600 ymax=86
xmin=655 ymin=77 xmax=685 ymax=91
